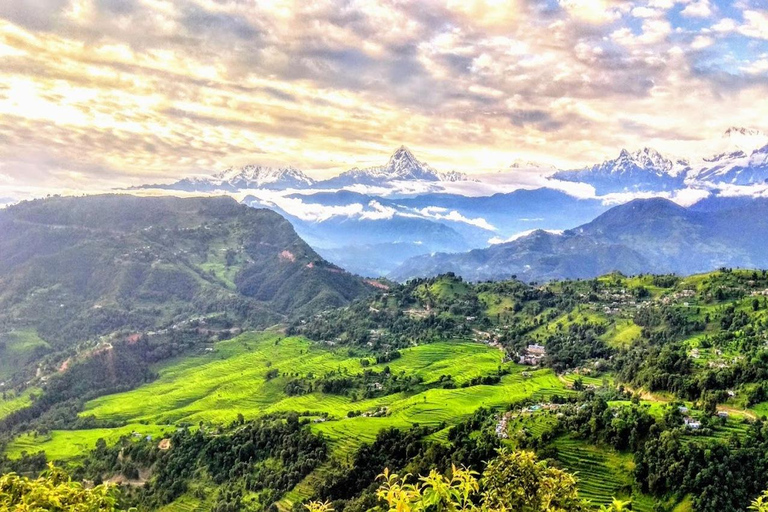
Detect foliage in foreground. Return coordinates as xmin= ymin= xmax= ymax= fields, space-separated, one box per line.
xmin=308 ymin=457 xmax=768 ymax=512
xmin=311 ymin=449 xmax=585 ymax=512
xmin=0 ymin=463 xmax=125 ymax=511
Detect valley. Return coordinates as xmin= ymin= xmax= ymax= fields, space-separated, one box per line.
xmin=4 ymin=242 xmax=768 ymax=511
xmin=4 ymin=2 xmax=768 ymax=510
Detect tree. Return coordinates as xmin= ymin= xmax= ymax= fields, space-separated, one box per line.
xmin=0 ymin=463 xmax=126 ymax=511
xmin=482 ymin=450 xmax=584 ymax=512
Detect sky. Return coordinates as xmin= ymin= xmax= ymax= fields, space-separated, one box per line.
xmin=0 ymin=0 xmax=767 ymax=197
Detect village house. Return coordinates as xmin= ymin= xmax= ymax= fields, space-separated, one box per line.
xmin=519 ymin=344 xmax=546 ymax=365
xmin=684 ymin=417 xmax=701 ymax=429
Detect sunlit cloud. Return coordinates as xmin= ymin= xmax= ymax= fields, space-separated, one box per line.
xmin=0 ymin=0 xmax=766 ymax=198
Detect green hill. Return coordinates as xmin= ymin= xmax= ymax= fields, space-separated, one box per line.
xmin=0 ymin=194 xmax=374 ymax=380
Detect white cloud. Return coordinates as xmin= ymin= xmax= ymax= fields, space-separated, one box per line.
xmin=558 ymin=0 xmax=623 ymax=23
xmin=414 ymin=206 xmax=497 ymax=231
xmin=740 ymin=10 xmax=768 ymax=40
xmin=359 ymin=200 xmax=399 ymax=221
xmin=648 ymin=0 xmax=676 ymax=8
xmin=597 ymin=187 xmax=710 ymax=207
xmin=631 ymin=6 xmax=662 ymax=18
xmin=691 ymin=35 xmax=714 ymax=49
xmin=710 ymin=11 xmax=768 ymax=40
xmin=741 ymin=58 xmax=768 ymax=75
xmin=681 ymin=0 xmax=713 ymax=18
xmin=712 ymin=17 xmax=738 ymax=33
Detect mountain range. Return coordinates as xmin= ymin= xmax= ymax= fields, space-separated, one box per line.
xmin=139 ymin=146 xmax=468 ymax=192
xmin=125 ymin=127 xmax=768 ymax=277
xmin=243 ymin=188 xmax=609 ymax=275
xmin=550 ymin=147 xmax=690 ymax=194
xmin=551 ymin=128 xmax=768 ymax=193
xmin=389 ymin=196 xmax=768 ymax=282
xmin=136 ymin=128 xmax=768 ymax=196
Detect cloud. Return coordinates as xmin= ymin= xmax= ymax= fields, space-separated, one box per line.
xmin=690 ymin=35 xmax=714 ymax=49
xmin=631 ymin=6 xmax=662 ymax=19
xmin=681 ymin=0 xmax=712 ymax=18
xmin=414 ymin=206 xmax=497 ymax=231
xmin=739 ymin=10 xmax=768 ymax=40
xmin=741 ymin=57 xmax=768 ymax=75
xmin=0 ymin=0 xmax=766 ymax=194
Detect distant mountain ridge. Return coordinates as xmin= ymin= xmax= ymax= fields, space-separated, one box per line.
xmin=389 ymin=196 xmax=768 ymax=283
xmin=551 ymin=147 xmax=690 ymax=193
xmin=320 ymin=146 xmax=468 ymax=187
xmin=551 ymin=127 xmax=768 ymax=191
xmin=139 ymin=146 xmax=469 ymax=193
xmin=243 ymin=188 xmax=609 ymax=276
xmin=138 ymin=165 xmax=316 ymax=191
xmin=133 ymin=127 xmax=768 ymax=196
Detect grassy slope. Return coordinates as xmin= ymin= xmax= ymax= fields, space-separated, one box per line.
xmin=0 ymin=330 xmax=50 ymax=381
xmin=6 ymin=424 xmax=172 ymax=460
xmin=0 ymin=388 xmax=39 ymax=421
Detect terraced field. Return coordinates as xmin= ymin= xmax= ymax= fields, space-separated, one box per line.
xmin=0 ymin=387 xmax=38 ymax=421
xmin=5 ymin=424 xmax=172 ymax=461
xmin=552 ymin=437 xmax=656 ymax=511
xmin=5 ymin=332 xmax=571 ymax=462
xmin=0 ymin=329 xmax=49 ymax=380
xmin=601 ymin=320 xmax=642 ymax=348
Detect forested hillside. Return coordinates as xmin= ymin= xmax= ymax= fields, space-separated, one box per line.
xmin=0 ymin=194 xmax=374 ymax=381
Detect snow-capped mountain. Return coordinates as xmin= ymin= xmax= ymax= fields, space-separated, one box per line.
xmin=550 ymin=147 xmax=689 ymax=194
xmin=688 ymin=128 xmax=768 ymax=185
xmin=693 ymin=144 xmax=768 ymax=185
xmin=136 ymin=165 xmax=315 ymax=192
xmin=214 ymin=165 xmax=315 ymax=189
xmin=722 ymin=126 xmax=768 ymax=153
xmin=319 ymin=146 xmax=468 ymax=187
xmin=508 ymin=160 xmax=558 ymax=172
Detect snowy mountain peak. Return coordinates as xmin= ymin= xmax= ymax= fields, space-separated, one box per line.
xmin=724 ymin=126 xmax=765 ymax=138
xmin=550 ymin=146 xmax=687 ymax=193
xmin=609 ymin=147 xmax=677 ymax=174
xmin=508 ymin=159 xmax=557 ymax=171
xmin=721 ymin=126 xmax=768 ymax=154
xmin=321 ymin=146 xmax=469 ymax=186
xmin=138 ymin=164 xmax=317 ymax=192
xmin=386 ymin=146 xmax=426 ymax=177
xmin=213 ymin=165 xmax=315 ymax=188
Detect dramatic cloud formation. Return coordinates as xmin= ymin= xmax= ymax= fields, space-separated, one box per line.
xmin=0 ymin=0 xmax=766 ymax=196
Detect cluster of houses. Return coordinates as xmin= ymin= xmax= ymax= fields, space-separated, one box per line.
xmin=679 ymin=405 xmax=729 ymax=430
xmin=495 ymin=412 xmax=510 ymax=439
xmin=522 ymin=403 xmax=561 ymax=413
xmin=495 ymin=402 xmax=563 ymax=438
xmin=659 ymin=289 xmax=696 ymax=306
xmin=361 ymin=406 xmax=389 ymax=418
xmin=518 ymin=344 xmax=546 ymax=365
